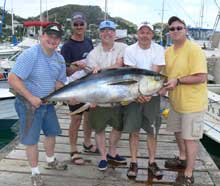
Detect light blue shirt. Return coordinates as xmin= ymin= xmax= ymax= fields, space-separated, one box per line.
xmin=12 ymin=44 xmax=66 ymax=98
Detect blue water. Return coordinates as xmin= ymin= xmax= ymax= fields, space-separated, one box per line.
xmin=0 ymin=120 xmax=17 ymax=149
xmin=201 ymin=135 xmax=220 ymax=168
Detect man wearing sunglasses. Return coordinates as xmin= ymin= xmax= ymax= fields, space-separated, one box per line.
xmin=61 ymin=12 xmax=96 ymax=166
xmin=160 ymin=16 xmax=208 ymax=186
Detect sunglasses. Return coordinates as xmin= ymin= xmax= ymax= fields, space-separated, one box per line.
xmin=73 ymin=23 xmax=85 ymax=27
xmin=169 ymin=26 xmax=185 ymax=32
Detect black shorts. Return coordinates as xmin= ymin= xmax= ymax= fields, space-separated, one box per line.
xmin=68 ymin=103 xmax=89 ymax=115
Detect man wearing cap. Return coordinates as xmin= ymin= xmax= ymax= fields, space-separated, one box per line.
xmin=160 ymin=16 xmax=207 ymax=186
xmin=123 ymin=22 xmax=165 ymax=179
xmin=61 ymin=12 xmax=97 ymax=165
xmin=8 ymin=23 xmax=67 ymax=186
xmin=87 ymin=20 xmax=127 ymax=171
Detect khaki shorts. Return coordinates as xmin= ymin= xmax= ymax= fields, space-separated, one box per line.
xmin=167 ymin=107 xmax=205 ymax=140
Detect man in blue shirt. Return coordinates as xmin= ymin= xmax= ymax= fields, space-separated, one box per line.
xmin=61 ymin=12 xmax=97 ymax=165
xmin=8 ymin=23 xmax=67 ymax=186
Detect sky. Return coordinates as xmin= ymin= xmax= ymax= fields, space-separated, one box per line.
xmin=2 ymin=0 xmax=220 ymax=29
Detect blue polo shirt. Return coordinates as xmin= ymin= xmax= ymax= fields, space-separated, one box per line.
xmin=11 ymin=44 xmax=66 ymax=98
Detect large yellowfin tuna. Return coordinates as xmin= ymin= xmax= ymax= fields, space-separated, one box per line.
xmin=42 ymin=67 xmax=165 ymax=105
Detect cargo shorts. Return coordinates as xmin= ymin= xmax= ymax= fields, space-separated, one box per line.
xmin=123 ymin=96 xmax=161 ymax=134
xmin=167 ymin=106 xmax=204 ymax=140
xmin=89 ymin=106 xmax=123 ymax=133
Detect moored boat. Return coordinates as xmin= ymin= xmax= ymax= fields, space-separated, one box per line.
xmin=204 ymin=84 xmax=220 ymax=143
xmin=0 ymin=88 xmax=17 ymax=130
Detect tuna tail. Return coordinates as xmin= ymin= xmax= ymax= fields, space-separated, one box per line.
xmin=69 ymin=103 xmax=90 ymax=115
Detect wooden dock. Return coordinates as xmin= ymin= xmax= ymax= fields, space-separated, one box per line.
xmin=0 ymin=105 xmax=220 ymax=186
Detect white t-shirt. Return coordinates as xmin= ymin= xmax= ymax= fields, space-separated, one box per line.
xmin=124 ymin=42 xmax=165 ymax=70
xmin=87 ymin=42 xmax=127 ymax=69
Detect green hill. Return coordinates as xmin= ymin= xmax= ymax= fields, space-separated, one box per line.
xmin=0 ymin=4 xmax=137 ymax=42
xmin=31 ymin=4 xmax=137 ymax=34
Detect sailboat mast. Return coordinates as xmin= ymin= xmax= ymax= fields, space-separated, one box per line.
xmin=199 ymin=0 xmax=205 ymax=28
xmin=0 ymin=0 xmax=7 ymax=37
xmin=40 ymin=0 xmax=43 ymax=34
xmin=11 ymin=0 xmax=14 ymax=35
xmin=160 ymin=0 xmax=165 ymax=45
xmin=104 ymin=0 xmax=108 ymax=21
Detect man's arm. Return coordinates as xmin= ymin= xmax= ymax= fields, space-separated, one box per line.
xmin=152 ymin=64 xmax=164 ymax=73
xmin=66 ymin=60 xmax=87 ymax=76
xmin=8 ymin=72 xmax=42 ymax=108
xmin=164 ymin=73 xmax=207 ymax=90
xmin=55 ymin=81 xmax=64 ymax=90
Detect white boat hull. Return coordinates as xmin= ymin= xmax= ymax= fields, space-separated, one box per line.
xmin=0 ymin=88 xmax=17 ymax=120
xmin=205 ymin=85 xmax=220 ymax=144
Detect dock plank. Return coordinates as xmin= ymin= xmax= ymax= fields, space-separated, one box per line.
xmin=0 ymin=105 xmax=219 ymax=186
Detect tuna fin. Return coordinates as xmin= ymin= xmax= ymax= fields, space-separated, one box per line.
xmin=109 ymin=80 xmax=137 ymax=85
xmin=69 ymin=103 xmax=90 ymax=115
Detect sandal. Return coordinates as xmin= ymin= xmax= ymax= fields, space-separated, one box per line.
xmin=83 ymin=143 xmax=99 ymax=153
xmin=70 ymin=151 xmax=85 ymax=165
xmin=127 ymin=162 xmax=138 ymax=178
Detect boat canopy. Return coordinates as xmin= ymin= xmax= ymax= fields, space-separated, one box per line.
xmin=23 ymin=21 xmax=51 ymax=27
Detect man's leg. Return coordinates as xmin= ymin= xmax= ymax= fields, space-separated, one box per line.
xmin=44 ymin=136 xmax=55 ymax=157
xmin=83 ymin=112 xmax=97 ymax=152
xmin=147 ymin=134 xmax=156 ymax=163
xmin=147 ymin=134 xmax=163 ymax=178
xmin=44 ymin=136 xmax=68 ymax=169
xmin=96 ymin=130 xmax=108 ymax=170
xmin=175 ymin=132 xmax=186 ymax=160
xmin=96 ymin=130 xmax=106 ymax=160
xmin=108 ymin=128 xmax=122 ymax=156
xmin=69 ymin=115 xmax=82 ymax=152
xmin=68 ymin=115 xmax=84 ymax=164
xmin=129 ymin=132 xmax=139 ymax=163
xmin=27 ymin=144 xmax=44 ymax=186
xmin=26 ymin=144 xmax=38 ymax=168
xmin=184 ymin=139 xmax=198 ymax=177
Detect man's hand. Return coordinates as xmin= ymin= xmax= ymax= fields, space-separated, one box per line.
xmin=90 ymin=103 xmax=97 ymax=108
xmin=163 ymin=79 xmax=178 ymax=90
xmin=136 ymin=95 xmax=152 ymax=103
xmin=74 ymin=60 xmax=87 ymax=69
xmin=158 ymin=87 xmax=167 ymax=96
xmin=28 ymin=95 xmax=42 ymax=108
xmin=92 ymin=65 xmax=101 ymax=74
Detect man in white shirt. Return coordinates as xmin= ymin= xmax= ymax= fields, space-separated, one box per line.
xmin=123 ymin=22 xmax=165 ymax=179
xmin=87 ymin=20 xmax=127 ymax=171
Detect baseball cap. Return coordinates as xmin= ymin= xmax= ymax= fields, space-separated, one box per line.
xmin=71 ymin=12 xmax=86 ymax=23
xmin=168 ymin=16 xmax=186 ymax=26
xmin=43 ymin=23 xmax=63 ymax=38
xmin=137 ymin=22 xmax=154 ymax=31
xmin=99 ymin=20 xmax=116 ymax=30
